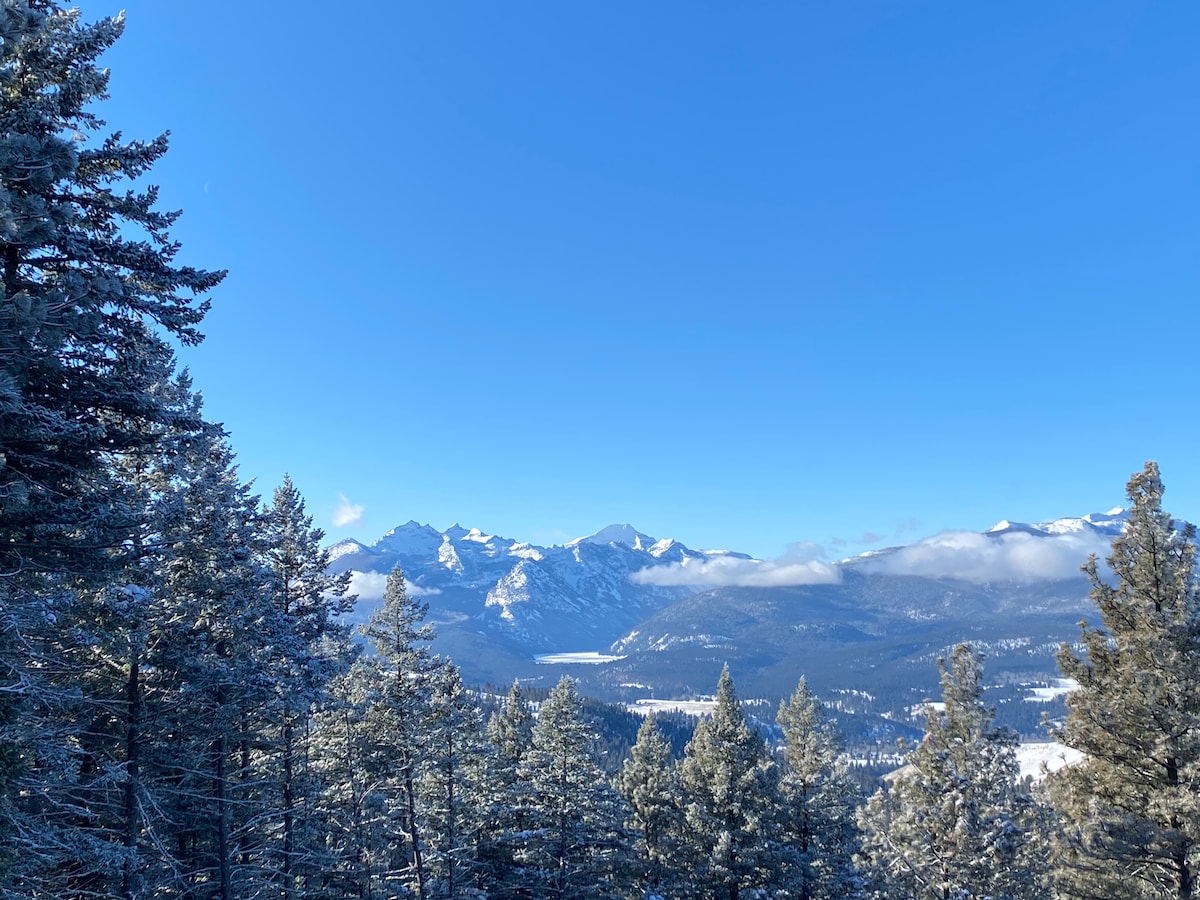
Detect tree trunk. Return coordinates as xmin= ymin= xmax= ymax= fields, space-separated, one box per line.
xmin=283 ymin=716 xmax=294 ymax=900
xmin=121 ymin=644 xmax=142 ymax=900
xmin=214 ymin=686 xmax=233 ymax=900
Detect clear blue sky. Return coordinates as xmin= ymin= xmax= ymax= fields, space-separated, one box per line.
xmin=83 ymin=1 xmax=1200 ymax=558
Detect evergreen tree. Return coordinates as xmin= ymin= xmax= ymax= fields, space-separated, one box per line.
xmin=0 ymin=2 xmax=220 ymax=888
xmin=420 ymin=663 xmax=486 ymax=898
xmin=615 ymin=715 xmax=683 ymax=899
xmin=857 ymin=644 xmax=1045 ymax=900
xmin=1049 ymin=461 xmax=1200 ymax=899
xmin=310 ymin=660 xmax=390 ymax=900
xmin=775 ymin=677 xmax=862 ymax=900
xmin=260 ymin=476 xmax=356 ymax=898
xmin=519 ymin=675 xmax=628 ymax=899
xmin=676 ymin=666 xmax=780 ymax=900
xmin=361 ymin=566 xmax=438 ymax=898
xmin=478 ymin=680 xmax=536 ymax=896
xmin=150 ymin=428 xmax=274 ymax=900
xmin=0 ymin=0 xmax=222 ymax=581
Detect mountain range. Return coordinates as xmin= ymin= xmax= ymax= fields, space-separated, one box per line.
xmin=329 ymin=510 xmax=1130 ymax=739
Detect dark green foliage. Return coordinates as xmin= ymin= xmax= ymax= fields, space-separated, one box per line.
xmin=0 ymin=1 xmax=222 ymax=581
xmin=775 ymin=677 xmax=863 ymax=899
xmin=616 ymin=715 xmax=683 ymax=898
xmin=1050 ymin=462 xmax=1200 ymax=899
xmin=676 ymin=666 xmax=780 ymax=899
xmin=518 ymin=675 xmax=630 ymax=898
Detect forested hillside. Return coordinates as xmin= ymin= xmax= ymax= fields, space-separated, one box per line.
xmin=4 ymin=4 xmax=1200 ymax=898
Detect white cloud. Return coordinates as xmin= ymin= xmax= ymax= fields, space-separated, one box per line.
xmin=862 ymin=529 xmax=1109 ymax=583
xmin=347 ymin=570 xmax=440 ymax=601
xmin=630 ymin=552 xmax=841 ymax=589
xmin=332 ymin=493 xmax=364 ymax=528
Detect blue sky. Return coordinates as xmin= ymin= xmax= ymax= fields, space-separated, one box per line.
xmin=84 ymin=1 xmax=1200 ymax=559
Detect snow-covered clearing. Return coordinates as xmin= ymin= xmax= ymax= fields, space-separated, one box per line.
xmin=628 ymin=698 xmax=717 ymax=717
xmin=534 ymin=651 xmax=626 ymax=664
xmin=1016 ymin=742 xmax=1084 ymax=780
xmin=1023 ymin=678 xmax=1078 ymax=702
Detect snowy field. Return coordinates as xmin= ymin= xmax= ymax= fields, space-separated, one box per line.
xmin=1023 ymin=678 xmax=1079 ymax=702
xmin=534 ymin=651 xmax=626 ymax=665
xmin=1015 ymin=742 xmax=1084 ymax=780
xmin=627 ymin=698 xmax=718 ymax=717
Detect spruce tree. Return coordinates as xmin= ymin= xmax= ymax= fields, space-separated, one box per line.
xmin=615 ymin=715 xmax=683 ymax=899
xmin=150 ymin=429 xmax=274 ymax=900
xmin=857 ymin=644 xmax=1045 ymax=900
xmin=260 ymin=477 xmax=356 ymax=898
xmin=0 ymin=2 xmax=221 ymax=887
xmin=1049 ymin=461 xmax=1200 ymax=899
xmin=0 ymin=0 xmax=222 ymax=581
xmin=676 ymin=666 xmax=780 ymax=900
xmin=310 ymin=661 xmax=390 ymax=899
xmin=519 ymin=675 xmax=628 ymax=899
xmin=479 ymin=680 xmax=536 ymax=896
xmin=420 ymin=663 xmax=486 ymax=898
xmin=361 ymin=566 xmax=438 ymax=898
xmin=775 ymin=677 xmax=862 ymax=900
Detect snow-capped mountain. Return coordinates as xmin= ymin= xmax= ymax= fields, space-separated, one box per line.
xmin=986 ymin=508 xmax=1127 ymax=538
xmin=329 ymin=522 xmax=748 ymax=652
xmin=329 ymin=510 xmax=1136 ymax=715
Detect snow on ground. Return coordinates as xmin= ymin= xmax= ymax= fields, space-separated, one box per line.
xmin=907 ymin=701 xmax=946 ymax=716
xmin=628 ymin=698 xmax=717 ymax=717
xmin=884 ymin=742 xmax=1082 ymax=785
xmin=534 ymin=651 xmax=626 ymax=665
xmin=1023 ymin=678 xmax=1078 ymax=702
xmin=1016 ymin=742 xmax=1084 ymax=780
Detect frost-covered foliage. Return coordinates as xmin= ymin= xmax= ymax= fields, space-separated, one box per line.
xmin=617 ymin=715 xmax=684 ymax=897
xmin=775 ymin=677 xmax=863 ymax=900
xmin=3 ymin=7 xmax=1198 ymax=897
xmin=677 ymin=665 xmax=780 ymax=899
xmin=857 ymin=644 xmax=1048 ymax=900
xmin=1049 ymin=461 xmax=1200 ymax=899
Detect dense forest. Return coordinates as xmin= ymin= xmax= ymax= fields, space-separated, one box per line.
xmin=4 ymin=4 xmax=1200 ymax=898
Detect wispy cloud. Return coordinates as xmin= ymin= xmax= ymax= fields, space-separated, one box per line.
xmin=631 ymin=543 xmax=840 ymax=589
xmin=347 ymin=570 xmax=441 ymax=601
xmin=333 ymin=493 xmax=365 ymax=528
xmin=861 ymin=529 xmax=1109 ymax=583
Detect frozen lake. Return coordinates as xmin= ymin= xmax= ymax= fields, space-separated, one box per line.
xmin=534 ymin=651 xmax=626 ymax=665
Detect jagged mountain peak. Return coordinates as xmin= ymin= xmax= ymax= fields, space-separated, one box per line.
xmin=569 ymin=523 xmax=658 ymax=551
xmin=373 ymin=520 xmax=443 ymax=556
xmin=327 ymin=538 xmax=371 ymax=563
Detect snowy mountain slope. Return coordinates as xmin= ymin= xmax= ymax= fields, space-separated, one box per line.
xmin=985 ymin=508 xmax=1127 ymax=538
xmin=329 ymin=509 xmax=1138 ymax=731
xmin=329 ymin=522 xmax=736 ymax=654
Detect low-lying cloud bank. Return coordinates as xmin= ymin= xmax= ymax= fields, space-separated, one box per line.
xmin=631 ymin=528 xmax=1115 ymax=589
xmin=631 ymin=552 xmax=841 ymax=588
xmin=860 ymin=529 xmax=1111 ymax=583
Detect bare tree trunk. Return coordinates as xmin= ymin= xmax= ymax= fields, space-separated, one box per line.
xmin=121 ymin=643 xmax=142 ymax=900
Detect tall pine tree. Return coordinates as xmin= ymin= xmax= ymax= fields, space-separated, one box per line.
xmin=519 ymin=675 xmax=628 ymax=899
xmin=361 ymin=566 xmax=438 ymax=899
xmin=1050 ymin=461 xmax=1200 ymax=899
xmin=260 ymin=476 xmax=356 ymax=898
xmin=676 ymin=666 xmax=779 ymax=900
xmin=0 ymin=3 xmax=220 ymax=888
xmin=775 ymin=677 xmax=862 ymax=900
xmin=616 ymin=715 xmax=683 ymax=899
xmin=857 ymin=644 xmax=1045 ymax=900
